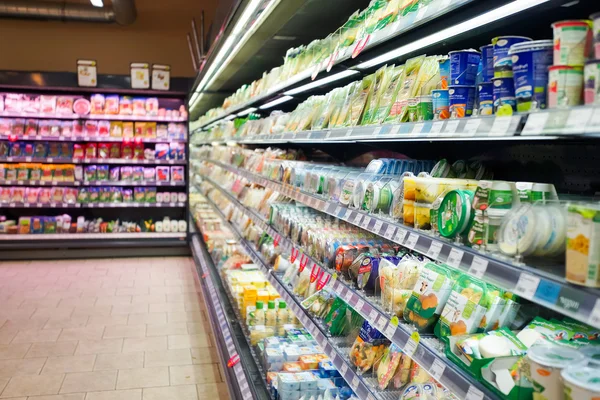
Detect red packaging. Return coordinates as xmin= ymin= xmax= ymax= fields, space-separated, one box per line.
xmin=133 ymin=143 xmax=144 ymax=160
xmin=121 ymin=143 xmax=133 ymax=160
xmin=109 ymin=143 xmax=121 ymax=159
xmin=85 ymin=120 xmax=98 ymax=136
xmin=73 ymin=144 xmax=84 ymax=159
xmin=98 ymin=143 xmax=110 ymax=159
xmin=85 ymin=143 xmax=97 ymax=159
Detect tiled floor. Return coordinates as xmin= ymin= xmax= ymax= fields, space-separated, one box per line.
xmin=0 ymin=257 xmax=230 ymax=400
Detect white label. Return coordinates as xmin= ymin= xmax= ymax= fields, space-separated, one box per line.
xmin=426 ymin=241 xmax=443 ymax=259
xmin=444 ymin=120 xmax=460 ymax=134
xmin=388 ymin=125 xmax=401 ymax=136
xmin=588 ymin=299 xmax=600 ymax=328
xmin=522 ymin=112 xmax=549 ymax=135
xmin=368 ymin=309 xmax=378 ymax=322
xmin=405 ymin=233 xmax=419 ymax=249
xmin=344 ymin=290 xmax=353 ymax=303
xmin=465 ymin=386 xmax=484 ymax=400
xmin=404 ymin=338 xmax=418 ymax=357
xmin=446 ymin=248 xmax=464 ymax=268
xmin=412 ymin=122 xmax=425 ymax=135
xmin=372 ymin=126 xmax=382 ymax=136
xmin=463 ymin=119 xmax=481 ymax=136
xmin=514 ymin=273 xmax=541 ymax=300
xmin=468 ymin=256 xmax=489 ymax=279
xmin=9 ymin=202 xmax=15 ymax=207
xmin=430 ymin=359 xmax=446 ymax=381
xmin=383 ymin=322 xmax=397 ymax=339
xmin=340 ymin=363 xmax=348 ymax=376
xmin=384 ymin=225 xmax=396 ymax=239
xmin=343 ymin=209 xmax=352 ymax=220
xmin=361 ymin=216 xmax=371 ymax=229
xmin=490 ymin=116 xmax=513 ymax=136
xmin=351 ymin=376 xmax=359 ymax=390
xmin=414 ymin=5 xmax=428 ymax=21
xmin=335 ymin=206 xmax=342 ymax=216
xmin=374 ymin=315 xmax=387 ymax=331
xmin=345 ymin=129 xmax=353 ymax=137
xmin=353 ymin=213 xmax=363 ymax=225
xmin=355 ymin=299 xmax=365 ymax=313
xmin=373 ymin=220 xmax=383 ymax=233
xmin=428 ymin=121 xmax=444 ymax=136
xmin=586 ymin=108 xmax=600 ymax=133
xmin=393 ymin=228 xmax=407 ymax=244
xmin=98 ymin=203 xmax=105 ymax=208
xmin=565 ymin=107 xmax=593 ymax=133
xmin=24 ymin=203 xmax=30 ymax=208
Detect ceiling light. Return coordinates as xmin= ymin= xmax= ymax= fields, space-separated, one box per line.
xmin=355 ymin=0 xmax=551 ymax=70
xmin=283 ymin=70 xmax=360 ymax=96
xmin=259 ymin=96 xmax=294 ymax=110
xmin=90 ymin=0 xmax=103 ymax=7
xmin=238 ymin=107 xmax=258 ymax=116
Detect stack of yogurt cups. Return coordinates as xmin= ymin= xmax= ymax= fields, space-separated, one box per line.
xmin=448 ymin=49 xmax=481 ymax=118
xmin=549 ymin=18 xmax=593 ymax=108
xmin=584 ymin=13 xmax=600 ymax=106
xmin=491 ymin=36 xmax=532 ymax=114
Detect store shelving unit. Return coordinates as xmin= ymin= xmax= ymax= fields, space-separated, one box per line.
xmin=199 ymin=159 xmax=600 ymax=331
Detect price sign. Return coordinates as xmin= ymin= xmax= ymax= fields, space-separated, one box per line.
xmin=345 ymin=129 xmax=353 ymax=137
xmin=586 ymin=107 xmax=600 ymax=133
xmin=384 ymin=322 xmax=397 ymax=339
xmin=351 ymin=376 xmax=360 ymax=391
xmin=340 ymin=363 xmax=348 ymax=376
xmin=522 ymin=112 xmax=549 ymax=135
xmin=426 ymin=241 xmax=443 ymax=259
xmin=405 ymin=233 xmax=419 ymax=249
xmin=468 ymin=256 xmax=489 ymax=279
xmin=446 ymin=248 xmax=464 ymax=268
xmin=372 ymin=126 xmax=383 ymax=136
xmin=374 ymin=315 xmax=387 ymax=332
xmin=360 ymin=216 xmax=371 ymax=229
xmin=414 ymin=5 xmax=428 ymax=21
xmin=384 ymin=225 xmax=396 ymax=239
xmin=463 ymin=118 xmax=481 ymax=136
xmin=355 ymin=298 xmax=365 ymax=313
xmin=430 ymin=359 xmax=446 ymax=381
xmin=373 ymin=220 xmax=383 ymax=234
xmin=412 ymin=122 xmax=425 ymax=135
xmin=428 ymin=121 xmax=444 ymax=136
xmin=404 ymin=336 xmax=418 ymax=357
xmin=490 ymin=116 xmax=513 ymax=136
xmin=444 ymin=120 xmax=460 ymax=134
xmin=335 ymin=206 xmax=342 ymax=216
xmin=24 ymin=202 xmax=30 ymax=208
xmin=588 ymin=299 xmax=600 ymax=328
xmin=565 ymin=107 xmax=593 ymax=133
xmin=368 ymin=308 xmax=378 ymax=322
xmin=343 ymin=209 xmax=352 ymax=220
xmin=393 ymin=228 xmax=407 ymax=244
xmin=353 ymin=213 xmax=363 ymax=225
xmin=388 ymin=125 xmax=401 ymax=137
xmin=514 ymin=273 xmax=541 ymax=300
xmin=465 ymin=386 xmax=484 ymax=400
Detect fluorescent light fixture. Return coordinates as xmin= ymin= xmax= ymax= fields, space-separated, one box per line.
xmin=283 ymin=70 xmax=360 ymax=96
xmin=238 ymin=107 xmax=258 ymax=116
xmin=259 ymin=96 xmax=294 ymax=110
xmin=355 ymin=0 xmax=551 ymax=70
xmin=90 ymin=0 xmax=103 ymax=7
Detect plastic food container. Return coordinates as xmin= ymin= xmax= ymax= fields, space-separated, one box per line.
xmin=532 ymin=205 xmax=566 ymax=257
xmin=552 ymin=20 xmax=593 ymax=66
xmin=593 ymin=13 xmax=600 ymax=58
xmin=478 ymin=82 xmax=494 ymax=116
xmin=498 ymin=205 xmax=537 ymax=256
xmin=480 ymin=44 xmax=494 ymax=82
xmin=492 ymin=77 xmax=516 ymax=112
xmin=414 ymin=177 xmax=448 ymax=204
xmin=403 ymin=200 xmax=415 ymax=226
xmin=449 ymin=50 xmax=481 ymax=86
xmin=403 ymin=174 xmax=417 ymax=201
xmin=527 ymin=344 xmax=584 ymax=400
xmin=566 ymin=203 xmax=600 ymax=287
xmin=417 ymin=95 xmax=433 ymax=121
xmin=449 ymin=85 xmax=476 ymax=118
xmin=584 ymin=60 xmax=600 ymax=105
xmin=509 ymin=40 xmax=553 ymax=112
xmin=488 ymin=180 xmax=516 ymax=210
xmin=492 ymin=36 xmax=531 ymax=78
xmin=438 ymin=189 xmax=475 ymax=238
xmin=431 ymin=90 xmax=450 ymax=120
xmin=548 ymin=65 xmax=584 ymax=108
xmin=438 ymin=58 xmax=450 ymax=89
xmin=561 ymin=362 xmax=600 ymax=400
xmin=414 ymin=202 xmax=433 ymax=230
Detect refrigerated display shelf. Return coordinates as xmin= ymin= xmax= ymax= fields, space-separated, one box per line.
xmin=0 ymin=232 xmax=186 ymax=240
xmin=202 ymin=159 xmax=600 ymax=330
xmin=0 ymin=157 xmax=186 ymax=165
xmin=3 ymin=135 xmax=187 ymax=143
xmin=197 ymin=177 xmax=499 ymax=400
xmin=193 ymin=106 xmax=600 ymax=145
xmin=0 ymin=110 xmax=187 ymax=122
xmin=1 ymin=202 xmax=186 ymax=208
xmin=190 ymin=234 xmax=265 ymax=400
xmin=0 ymin=180 xmax=185 ymax=187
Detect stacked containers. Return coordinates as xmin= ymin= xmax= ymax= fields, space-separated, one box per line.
xmin=491 ymin=36 xmax=531 ymax=113
xmin=432 ymin=58 xmax=450 ymax=120
xmin=478 ymin=44 xmax=494 ymax=115
xmin=508 ymin=40 xmax=553 ymax=112
xmin=448 ymin=50 xmax=480 ymax=118
xmin=549 ymin=19 xmax=592 ymax=108
xmin=585 ymin=14 xmax=600 ymax=105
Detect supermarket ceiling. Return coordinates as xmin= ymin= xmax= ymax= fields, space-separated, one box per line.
xmin=0 ymin=0 xmax=223 ymax=78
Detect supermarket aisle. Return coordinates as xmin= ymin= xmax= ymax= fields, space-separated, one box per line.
xmin=0 ymin=257 xmax=230 ymax=400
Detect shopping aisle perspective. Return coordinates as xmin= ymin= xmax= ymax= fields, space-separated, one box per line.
xmin=0 ymin=257 xmax=230 ymax=400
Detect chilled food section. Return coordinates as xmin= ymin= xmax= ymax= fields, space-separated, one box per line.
xmin=0 ymin=91 xmax=188 ymax=247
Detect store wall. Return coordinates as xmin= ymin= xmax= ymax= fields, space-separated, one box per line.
xmin=0 ymin=0 xmax=221 ymax=77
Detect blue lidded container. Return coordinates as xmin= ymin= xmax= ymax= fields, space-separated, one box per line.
xmin=492 ymin=77 xmax=516 ymax=112
xmin=432 ymin=89 xmax=450 ymax=120
xmin=449 ymin=50 xmax=481 ymax=86
xmin=508 ymin=40 xmax=553 ymax=112
xmin=493 ymin=36 xmax=532 ymax=78
xmin=478 ymin=82 xmax=494 ymax=116
xmin=449 ymin=85 xmax=476 ymax=118
xmin=480 ymin=44 xmax=494 ymax=82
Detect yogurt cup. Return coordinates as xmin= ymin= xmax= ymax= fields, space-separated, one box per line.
xmin=548 ymin=65 xmax=584 ymax=108
xmin=449 ymin=50 xmax=481 ymax=85
xmin=480 ymin=44 xmax=494 ymax=82
xmin=488 ymin=180 xmax=516 ymax=210
xmin=584 ymin=59 xmax=600 ymax=105
xmin=492 ymin=77 xmax=516 ymax=112
xmin=552 ymin=20 xmax=593 ymax=66
xmin=449 ymin=85 xmax=476 ymax=118
xmin=438 ymin=58 xmax=450 ymax=89
xmin=592 ymin=13 xmax=600 ymax=58
xmin=417 ymin=95 xmax=433 ymax=121
xmin=487 ymin=208 xmax=509 ymax=250
xmin=527 ymin=344 xmax=585 ymax=400
xmin=509 ymin=40 xmax=553 ymax=112
xmin=493 ymin=36 xmax=532 ymax=78
xmin=478 ymin=82 xmax=494 ymax=116
xmin=432 ymin=89 xmax=450 ymax=120
xmin=562 ymin=362 xmax=600 ymax=400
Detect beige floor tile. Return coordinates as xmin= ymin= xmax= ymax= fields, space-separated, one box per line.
xmin=146 ymin=323 xmax=187 ymax=337
xmin=115 ymin=367 xmax=169 ymax=389
xmin=84 ymin=389 xmax=141 ymax=400
xmin=2 ymin=318 xmax=49 ymax=331
xmin=122 ymin=337 xmax=166 ymax=354
xmin=95 ymin=296 xmax=132 ymax=307
xmin=71 ymin=306 xmax=113 ymax=318
xmin=144 ymin=349 xmax=192 ymax=367
xmin=41 ymin=354 xmax=96 ymax=374
xmin=43 ymin=316 xmax=89 ymax=330
xmin=20 ymin=298 xmax=61 ymax=309
xmin=190 ymin=347 xmax=219 ymax=365
xmin=115 ymin=287 xmax=149 ymax=296
xmin=149 ymin=286 xmax=196 ymax=295
xmin=186 ymin=322 xmax=208 ymax=335
xmin=196 ymin=382 xmax=230 ymax=400
xmin=0 ymin=358 xmax=46 ymax=378
xmin=127 ymin=313 xmax=166 ymax=326
xmin=0 ymin=373 xmax=65 ymax=397
xmin=57 ymin=327 xmax=104 ymax=342
xmin=167 ymin=334 xmax=211 ymax=350
xmin=93 ymin=352 xmax=144 ymax=371
xmin=30 ymin=308 xmax=74 ymax=320
xmin=25 ymin=394 xmax=85 ymax=400
xmin=0 ymin=327 xmax=18 ymax=345
xmin=57 ymin=296 xmax=98 ymax=308
xmin=148 ymin=303 xmax=185 ymax=313
xmin=25 ymin=342 xmax=77 ymax=358
xmin=167 ymin=312 xmax=204 ymax=323
xmin=11 ymin=329 xmax=61 ymax=344
xmin=59 ymin=370 xmax=117 ymax=394
xmin=142 ymin=384 xmax=198 ymax=400
xmin=0 ymin=344 xmax=30 ymax=360
xmin=0 ymin=377 xmax=7 ymax=393
xmin=86 ymin=315 xmax=128 ymax=327
xmin=169 ymin=364 xmax=222 ymax=385
xmin=131 ymin=295 xmax=165 ymax=305
xmin=75 ymin=339 xmax=123 ymax=355
xmin=103 ymin=325 xmax=146 ymax=339
xmin=110 ymin=304 xmax=148 ymax=316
